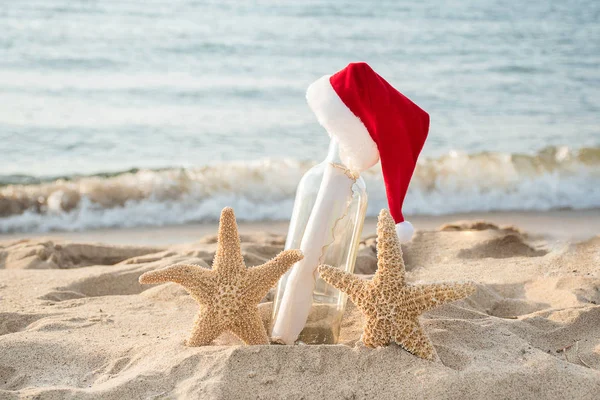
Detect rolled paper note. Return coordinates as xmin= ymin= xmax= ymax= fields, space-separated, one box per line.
xmin=271 ymin=161 xmax=354 ymax=344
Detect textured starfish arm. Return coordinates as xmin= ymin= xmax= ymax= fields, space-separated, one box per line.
xmin=318 ymin=265 xmax=368 ymax=304
xmin=139 ymin=264 xmax=212 ymax=285
xmin=139 ymin=264 xmax=216 ymax=302
xmin=393 ymin=320 xmax=437 ymax=360
xmin=245 ymin=249 xmax=304 ymax=303
xmin=229 ymin=308 xmax=269 ymax=345
xmin=375 ymin=209 xmax=406 ymax=281
xmin=186 ymin=309 xmax=225 ymax=346
xmin=213 ymin=207 xmax=245 ymax=276
xmin=407 ymin=282 xmax=476 ymax=313
xmin=361 ymin=318 xmax=393 ymax=348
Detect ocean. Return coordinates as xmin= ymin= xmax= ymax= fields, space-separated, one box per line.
xmin=1 ymin=0 xmax=599 ymax=233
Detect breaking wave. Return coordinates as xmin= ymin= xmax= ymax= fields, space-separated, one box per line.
xmin=1 ymin=146 xmax=599 ymax=233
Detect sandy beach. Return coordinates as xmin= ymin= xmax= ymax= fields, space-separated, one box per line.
xmin=2 ymin=0 xmax=599 ymax=397
xmin=1 ymin=210 xmax=598 ymax=399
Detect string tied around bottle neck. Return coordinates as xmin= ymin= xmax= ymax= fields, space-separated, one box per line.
xmin=329 ymin=162 xmax=360 ymax=180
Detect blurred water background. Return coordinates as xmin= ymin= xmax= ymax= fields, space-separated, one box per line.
xmin=1 ymin=0 xmax=599 ymax=232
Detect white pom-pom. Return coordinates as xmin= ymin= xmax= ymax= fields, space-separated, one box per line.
xmin=395 ymin=221 xmax=414 ymax=243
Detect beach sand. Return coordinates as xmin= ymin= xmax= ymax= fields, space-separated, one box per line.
xmin=1 ymin=211 xmax=599 ymax=399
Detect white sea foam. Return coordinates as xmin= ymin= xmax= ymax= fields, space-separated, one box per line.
xmin=1 ymin=147 xmax=599 ymax=233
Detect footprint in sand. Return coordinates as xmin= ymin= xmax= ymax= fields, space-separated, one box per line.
xmin=26 ymin=316 xmax=99 ymax=332
xmin=0 ymin=240 xmax=162 ymax=270
xmin=37 ymin=254 xmax=209 ymax=302
xmin=37 ymin=267 xmax=151 ymax=302
xmin=458 ymin=234 xmax=547 ymax=259
xmin=0 ymin=312 xmax=48 ymax=336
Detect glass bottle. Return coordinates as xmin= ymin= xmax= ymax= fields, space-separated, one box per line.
xmin=271 ymin=138 xmax=368 ymax=344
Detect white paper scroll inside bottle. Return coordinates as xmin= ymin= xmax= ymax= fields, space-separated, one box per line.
xmin=271 ymin=138 xmax=367 ymax=344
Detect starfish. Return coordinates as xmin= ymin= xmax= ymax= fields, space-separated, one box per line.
xmin=139 ymin=207 xmax=303 ymax=346
xmin=318 ymin=209 xmax=475 ymax=360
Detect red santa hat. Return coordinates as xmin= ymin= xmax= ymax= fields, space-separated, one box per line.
xmin=306 ymin=62 xmax=429 ymax=243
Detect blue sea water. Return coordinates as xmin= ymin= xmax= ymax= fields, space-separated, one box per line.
xmin=0 ymin=0 xmax=599 ymax=232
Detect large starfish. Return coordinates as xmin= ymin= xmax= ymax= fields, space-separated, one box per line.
xmin=319 ymin=209 xmax=475 ymax=360
xmin=139 ymin=207 xmax=303 ymax=346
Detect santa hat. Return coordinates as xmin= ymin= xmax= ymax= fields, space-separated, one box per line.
xmin=306 ymin=62 xmax=429 ymax=243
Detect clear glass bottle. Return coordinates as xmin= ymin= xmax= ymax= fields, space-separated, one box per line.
xmin=271 ymin=138 xmax=368 ymax=344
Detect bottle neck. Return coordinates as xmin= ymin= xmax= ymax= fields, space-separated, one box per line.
xmin=324 ymin=137 xmax=360 ymax=180
xmin=325 ymin=138 xmax=344 ymax=164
